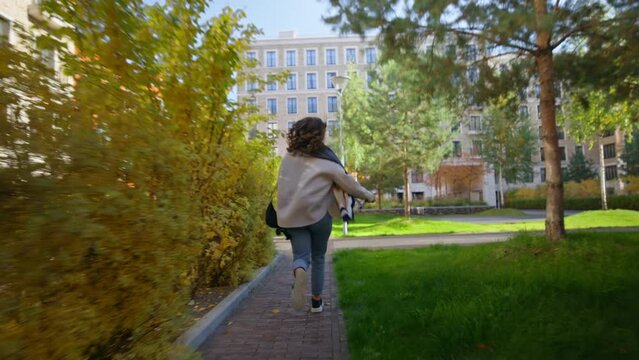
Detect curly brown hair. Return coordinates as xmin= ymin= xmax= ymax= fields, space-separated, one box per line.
xmin=287 ymin=117 xmax=327 ymax=155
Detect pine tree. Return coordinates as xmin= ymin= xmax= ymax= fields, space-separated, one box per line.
xmin=566 ymin=150 xmax=597 ymax=182
xmin=325 ymin=0 xmax=635 ymax=240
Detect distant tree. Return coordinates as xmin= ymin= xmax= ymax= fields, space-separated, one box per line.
xmin=621 ymin=129 xmax=639 ymax=177
xmin=365 ymin=60 xmax=457 ymax=218
xmin=325 ymin=0 xmax=637 ymax=240
xmin=566 ymin=150 xmax=596 ymax=182
xmin=478 ymin=94 xmax=536 ymax=208
xmin=561 ymin=89 xmax=635 ymax=209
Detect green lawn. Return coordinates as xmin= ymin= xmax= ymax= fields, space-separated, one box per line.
xmin=472 ymin=208 xmax=527 ymax=216
xmin=334 ymin=232 xmax=639 ymax=359
xmin=333 ymin=210 xmax=639 ymax=237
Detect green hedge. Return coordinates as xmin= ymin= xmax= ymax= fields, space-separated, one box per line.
xmin=506 ymin=195 xmax=639 ymax=210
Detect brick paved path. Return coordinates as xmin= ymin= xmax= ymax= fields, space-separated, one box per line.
xmin=198 ymin=243 xmax=349 ymax=360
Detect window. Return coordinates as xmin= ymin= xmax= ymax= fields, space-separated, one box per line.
xmin=602 ymin=129 xmax=615 ymax=137
xmin=245 ymin=51 xmax=256 ymax=61
xmin=365 ymin=47 xmax=376 ymax=64
xmin=519 ymin=88 xmax=527 ymax=101
xmin=560 ymin=146 xmax=566 ymax=161
xmin=0 ymin=17 xmax=9 ymax=44
xmin=537 ymin=104 xmax=541 ymax=119
xmin=541 ymin=168 xmax=546 ymax=182
xmin=267 ymin=122 xmax=278 ymax=138
xmin=451 ymin=122 xmax=460 ymax=132
xmin=345 ymin=48 xmax=356 ymax=63
xmin=561 ymin=167 xmax=568 ymax=180
xmin=326 ymin=72 xmax=336 ymax=89
xmin=540 ymin=147 xmax=545 ymax=161
xmin=266 ymin=74 xmax=277 ymax=91
xmin=452 ymin=141 xmax=462 ymax=157
xmin=247 ymin=98 xmax=257 ymax=113
xmin=327 ymin=120 xmax=337 ymax=136
xmin=286 ymin=50 xmax=296 ymax=67
xmin=288 ymin=121 xmax=294 ymax=129
xmin=557 ymin=128 xmax=565 ymax=140
xmin=575 ymin=145 xmax=583 ymax=156
xmin=465 ymin=45 xmax=477 ymax=62
xmin=307 ymin=97 xmax=318 ymax=113
xmin=603 ymin=143 xmax=616 ymax=159
xmin=522 ymin=170 xmax=534 ymax=183
xmin=605 ymin=165 xmax=618 ymax=180
xmin=468 ymin=115 xmax=481 ymax=131
xmin=287 ymin=98 xmax=297 ymax=114
xmin=328 ymin=96 xmax=338 ymax=113
xmin=539 ymin=126 xmax=543 ymax=139
xmin=520 ymin=105 xmax=529 ymax=117
xmin=306 ymin=73 xmax=317 ymax=90
xmin=467 ymin=67 xmax=479 ymax=84
xmin=366 ymin=72 xmax=375 ymax=86
xmin=286 ymin=73 xmax=297 ymax=90
xmin=306 ymin=49 xmax=316 ymax=65
xmin=40 ymin=49 xmax=56 ymax=70
xmin=266 ymin=51 xmax=276 ymax=67
xmin=267 ymin=98 xmax=277 ymax=114
xmin=446 ymin=44 xmax=456 ymax=57
xmin=471 ymin=140 xmax=482 ymax=156
xmin=246 ymin=80 xmax=257 ymax=91
xmin=534 ymin=83 xmax=541 ymax=98
xmin=411 ymin=171 xmax=422 ymax=183
xmin=325 ymin=48 xmax=336 ymax=65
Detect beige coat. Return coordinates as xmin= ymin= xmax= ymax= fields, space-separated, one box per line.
xmin=276 ymin=152 xmax=375 ymax=228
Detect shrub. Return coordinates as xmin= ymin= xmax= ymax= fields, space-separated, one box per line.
xmin=507 ymin=195 xmax=639 ymax=210
xmin=0 ymin=2 xmax=275 ymax=359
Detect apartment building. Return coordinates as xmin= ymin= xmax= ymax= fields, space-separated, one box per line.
xmin=237 ymin=31 xmax=378 ymax=155
xmin=0 ymin=0 xmax=73 ymax=82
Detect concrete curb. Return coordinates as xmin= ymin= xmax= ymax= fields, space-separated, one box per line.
xmin=178 ymin=252 xmax=283 ymax=351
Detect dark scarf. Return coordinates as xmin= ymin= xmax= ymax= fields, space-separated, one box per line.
xmin=310 ymin=145 xmax=356 ymax=221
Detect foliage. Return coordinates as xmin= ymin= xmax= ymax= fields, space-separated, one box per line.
xmin=622 ymin=129 xmax=639 ymax=176
xmin=625 ymin=176 xmax=639 ymax=195
xmin=365 ymin=60 xmax=458 ymax=216
xmin=566 ymin=150 xmax=597 ymax=182
xmin=0 ymin=1 xmax=275 ymax=358
xmin=337 ymin=68 xmax=403 ymax=200
xmin=335 ymin=232 xmax=639 ymax=359
xmin=479 ymin=93 xmax=535 ymax=206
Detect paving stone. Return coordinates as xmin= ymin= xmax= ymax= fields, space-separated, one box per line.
xmin=198 ymin=242 xmax=349 ymax=359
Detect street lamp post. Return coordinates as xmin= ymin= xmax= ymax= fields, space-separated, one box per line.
xmin=331 ymin=75 xmax=351 ymax=235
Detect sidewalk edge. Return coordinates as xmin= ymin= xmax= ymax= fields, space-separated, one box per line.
xmin=178 ymin=252 xmax=283 ymax=351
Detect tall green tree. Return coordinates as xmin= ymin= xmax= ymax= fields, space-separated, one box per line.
xmin=566 ymin=150 xmax=597 ymax=182
xmin=365 ymin=60 xmax=456 ymax=218
xmin=479 ymin=94 xmax=536 ymax=208
xmin=338 ymin=69 xmax=403 ymax=208
xmin=325 ymin=0 xmax=634 ymax=240
xmin=561 ymin=89 xmax=634 ymax=209
xmin=621 ymin=129 xmax=639 ymax=177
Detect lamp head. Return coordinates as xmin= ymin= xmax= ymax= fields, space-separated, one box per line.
xmin=332 ymin=75 xmax=351 ymax=91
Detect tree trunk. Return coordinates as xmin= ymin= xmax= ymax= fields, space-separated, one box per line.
xmin=499 ymin=165 xmax=505 ymax=209
xmin=377 ymin=184 xmax=382 ymax=210
xmin=403 ymin=165 xmax=410 ymax=218
xmin=535 ymin=0 xmax=566 ymax=241
xmin=598 ymin=136 xmax=608 ymax=210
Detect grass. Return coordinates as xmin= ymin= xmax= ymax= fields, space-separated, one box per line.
xmin=334 ymin=210 xmax=639 ymax=238
xmin=334 ymin=232 xmax=639 ymax=359
xmin=472 ymin=208 xmax=527 ymax=216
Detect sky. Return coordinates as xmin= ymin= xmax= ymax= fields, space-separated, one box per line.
xmin=208 ymin=0 xmax=340 ymax=38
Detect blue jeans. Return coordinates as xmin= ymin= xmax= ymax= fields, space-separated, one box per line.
xmin=286 ymin=213 xmax=333 ymax=295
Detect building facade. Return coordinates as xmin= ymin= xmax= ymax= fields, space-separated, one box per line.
xmin=237 ymin=31 xmax=378 ymax=156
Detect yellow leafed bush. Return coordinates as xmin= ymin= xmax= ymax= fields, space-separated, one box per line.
xmin=0 ymin=1 xmax=276 ymax=358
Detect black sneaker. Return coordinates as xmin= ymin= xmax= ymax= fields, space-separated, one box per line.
xmin=311 ymin=298 xmax=323 ymax=313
